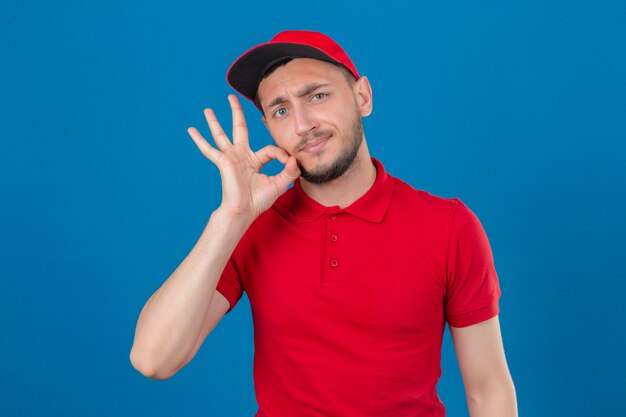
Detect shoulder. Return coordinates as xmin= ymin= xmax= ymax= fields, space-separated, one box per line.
xmin=388 ymin=174 xmax=461 ymax=220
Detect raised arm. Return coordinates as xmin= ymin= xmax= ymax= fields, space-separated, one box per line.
xmin=129 ymin=95 xmax=300 ymax=379
xmin=449 ymin=316 xmax=518 ymax=417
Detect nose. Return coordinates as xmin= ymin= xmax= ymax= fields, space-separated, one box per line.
xmin=293 ymin=103 xmax=318 ymax=137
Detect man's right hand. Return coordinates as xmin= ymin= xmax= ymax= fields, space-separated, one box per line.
xmin=187 ymin=94 xmax=301 ymax=222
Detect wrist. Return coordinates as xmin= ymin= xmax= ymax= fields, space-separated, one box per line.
xmin=211 ymin=206 xmax=255 ymax=232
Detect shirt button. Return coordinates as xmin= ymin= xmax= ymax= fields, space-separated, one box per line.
xmin=330 ymin=214 xmax=337 ymax=220
xmin=330 ymin=259 xmax=339 ymax=267
xmin=330 ymin=234 xmax=338 ymax=242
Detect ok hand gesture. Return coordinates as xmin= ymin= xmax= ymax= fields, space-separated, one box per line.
xmin=187 ymin=94 xmax=301 ymax=223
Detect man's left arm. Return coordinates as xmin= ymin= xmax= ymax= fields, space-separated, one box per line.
xmin=449 ymin=315 xmax=518 ymax=417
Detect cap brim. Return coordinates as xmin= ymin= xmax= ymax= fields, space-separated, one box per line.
xmin=226 ymin=42 xmax=340 ymax=102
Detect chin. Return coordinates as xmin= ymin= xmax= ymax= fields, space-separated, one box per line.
xmin=300 ymin=152 xmax=335 ymax=170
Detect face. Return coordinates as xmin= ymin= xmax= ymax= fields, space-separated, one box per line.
xmin=257 ymin=58 xmax=372 ymax=184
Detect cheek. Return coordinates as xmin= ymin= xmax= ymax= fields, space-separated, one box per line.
xmin=267 ymin=128 xmax=295 ymax=153
xmin=325 ymin=101 xmax=355 ymax=127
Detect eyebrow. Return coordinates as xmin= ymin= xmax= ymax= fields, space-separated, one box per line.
xmin=265 ymin=83 xmax=330 ymax=111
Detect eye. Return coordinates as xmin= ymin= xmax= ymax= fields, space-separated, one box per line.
xmin=311 ymin=92 xmax=328 ymax=101
xmin=273 ymin=107 xmax=288 ymax=118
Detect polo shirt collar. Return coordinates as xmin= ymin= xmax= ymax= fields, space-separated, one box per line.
xmin=279 ymin=157 xmax=394 ymax=224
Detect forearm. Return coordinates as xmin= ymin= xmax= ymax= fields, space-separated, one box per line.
xmin=130 ymin=208 xmax=251 ymax=378
xmin=467 ymin=380 xmax=518 ymax=417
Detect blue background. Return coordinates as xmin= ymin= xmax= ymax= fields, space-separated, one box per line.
xmin=1 ymin=1 xmax=625 ymax=416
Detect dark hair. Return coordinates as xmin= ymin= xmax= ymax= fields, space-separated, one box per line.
xmin=253 ymin=58 xmax=357 ymax=114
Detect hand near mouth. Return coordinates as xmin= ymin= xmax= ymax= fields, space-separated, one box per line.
xmin=187 ymin=94 xmax=301 ymax=223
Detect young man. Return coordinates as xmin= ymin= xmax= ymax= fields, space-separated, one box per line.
xmin=130 ymin=30 xmax=518 ymax=417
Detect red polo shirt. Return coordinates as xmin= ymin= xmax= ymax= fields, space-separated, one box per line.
xmin=216 ymin=157 xmax=501 ymax=417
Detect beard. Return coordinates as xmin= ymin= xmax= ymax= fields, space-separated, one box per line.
xmin=297 ymin=110 xmax=364 ymax=184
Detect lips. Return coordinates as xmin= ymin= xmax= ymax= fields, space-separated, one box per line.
xmin=302 ymin=135 xmax=330 ymax=153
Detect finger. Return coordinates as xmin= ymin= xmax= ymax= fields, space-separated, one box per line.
xmin=254 ymin=145 xmax=290 ymax=167
xmin=272 ymin=155 xmax=301 ymax=194
xmin=227 ymin=94 xmax=249 ymax=146
xmin=187 ymin=127 xmax=221 ymax=164
xmin=203 ymin=108 xmax=231 ymax=151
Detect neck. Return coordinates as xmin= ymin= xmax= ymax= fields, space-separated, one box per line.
xmin=299 ymin=139 xmax=376 ymax=209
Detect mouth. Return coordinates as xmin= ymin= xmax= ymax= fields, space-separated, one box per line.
xmin=301 ymin=135 xmax=331 ymax=153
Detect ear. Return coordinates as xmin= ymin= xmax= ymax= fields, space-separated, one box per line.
xmin=353 ymin=76 xmax=373 ymax=117
xmin=261 ymin=115 xmax=267 ymax=127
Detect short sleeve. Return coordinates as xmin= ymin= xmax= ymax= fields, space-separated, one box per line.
xmin=444 ymin=199 xmax=502 ymax=327
xmin=215 ymin=256 xmax=243 ymax=314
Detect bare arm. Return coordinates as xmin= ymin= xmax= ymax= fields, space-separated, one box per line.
xmin=129 ymin=95 xmax=300 ymax=379
xmin=450 ymin=315 xmax=518 ymax=417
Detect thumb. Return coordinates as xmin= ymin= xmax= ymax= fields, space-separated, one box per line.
xmin=273 ymin=156 xmax=301 ymax=194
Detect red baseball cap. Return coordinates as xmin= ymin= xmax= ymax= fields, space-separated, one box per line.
xmin=226 ymin=30 xmax=360 ymax=103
